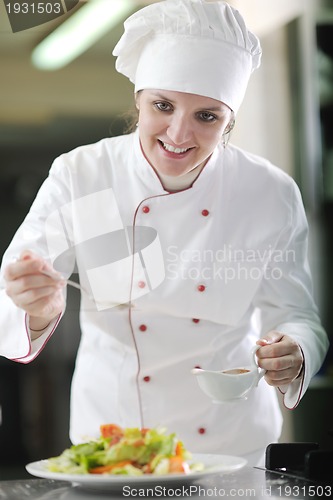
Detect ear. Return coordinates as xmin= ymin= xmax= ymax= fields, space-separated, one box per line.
xmin=134 ymin=92 xmax=140 ymax=111
xmin=224 ymin=117 xmax=235 ymax=134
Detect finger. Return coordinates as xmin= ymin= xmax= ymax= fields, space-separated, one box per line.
xmin=258 ymin=330 xmax=284 ymax=345
xmin=258 ymin=352 xmax=292 ymax=371
xmin=4 ymin=256 xmax=42 ymax=282
xmin=22 ymin=251 xmax=63 ymax=281
xmin=258 ymin=348 xmax=303 ymax=379
xmin=15 ymin=287 xmax=64 ymax=318
xmin=264 ymin=362 xmax=302 ymax=385
xmin=261 ymin=336 xmax=302 ymax=362
xmin=17 ymin=283 xmax=64 ymax=306
xmin=8 ymin=282 xmax=63 ymax=310
xmin=19 ymin=250 xmax=46 ymax=271
xmin=5 ymin=271 xmax=65 ymax=309
xmin=256 ymin=331 xmax=284 ymax=359
xmin=40 ymin=264 xmax=64 ymax=281
xmin=20 ymin=249 xmax=38 ymax=260
xmin=256 ymin=336 xmax=294 ymax=361
xmin=264 ymin=373 xmax=295 ymax=387
xmin=6 ymin=272 xmax=64 ymax=299
xmin=5 ymin=254 xmax=61 ymax=286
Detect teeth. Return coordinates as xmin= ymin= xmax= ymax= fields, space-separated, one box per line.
xmin=162 ymin=142 xmax=189 ymax=154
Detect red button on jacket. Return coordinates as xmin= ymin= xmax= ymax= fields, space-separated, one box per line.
xmin=197 ymin=284 xmax=206 ymax=292
xmin=201 ymin=209 xmax=209 ymax=217
xmin=139 ymin=324 xmax=147 ymax=332
xmin=142 ymin=206 xmax=150 ymax=214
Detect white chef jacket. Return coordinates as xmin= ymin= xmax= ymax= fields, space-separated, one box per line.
xmin=0 ymin=131 xmax=329 ymax=458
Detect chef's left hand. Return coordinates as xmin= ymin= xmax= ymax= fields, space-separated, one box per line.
xmin=256 ymin=331 xmax=304 ymax=386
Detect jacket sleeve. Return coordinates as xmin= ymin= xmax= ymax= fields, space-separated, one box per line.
xmin=0 ymin=158 xmax=75 ymax=363
xmin=253 ymin=179 xmax=329 ymax=409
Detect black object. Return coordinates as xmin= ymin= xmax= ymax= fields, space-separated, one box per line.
xmin=265 ymin=443 xmax=333 ymax=482
xmin=304 ymin=450 xmax=333 ymax=481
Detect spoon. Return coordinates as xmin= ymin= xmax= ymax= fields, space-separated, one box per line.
xmin=37 ymin=270 xmax=121 ymax=308
xmin=0 ymin=269 xmax=115 ymax=309
xmin=40 ymin=269 xmax=90 ymax=294
xmin=191 ymin=346 xmax=263 ymax=376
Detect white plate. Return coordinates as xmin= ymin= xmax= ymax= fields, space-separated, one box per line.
xmin=26 ymin=454 xmax=247 ymax=491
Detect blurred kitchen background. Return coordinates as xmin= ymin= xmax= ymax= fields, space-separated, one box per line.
xmin=0 ymin=0 xmax=332 ymax=479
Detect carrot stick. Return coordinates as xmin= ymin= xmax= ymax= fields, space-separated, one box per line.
xmin=89 ymin=460 xmax=132 ymax=474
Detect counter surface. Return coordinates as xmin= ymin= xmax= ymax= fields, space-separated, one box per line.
xmin=0 ymin=466 xmax=332 ymax=499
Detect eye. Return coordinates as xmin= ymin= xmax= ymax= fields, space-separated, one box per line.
xmin=197 ymin=111 xmax=218 ymax=123
xmin=154 ymin=101 xmax=173 ymax=112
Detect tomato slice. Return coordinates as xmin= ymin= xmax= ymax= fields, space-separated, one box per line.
xmin=100 ymin=423 xmax=123 ymax=439
xmin=168 ymin=456 xmax=190 ymax=474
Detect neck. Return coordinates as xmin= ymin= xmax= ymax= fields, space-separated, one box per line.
xmin=157 ymin=164 xmax=205 ymax=192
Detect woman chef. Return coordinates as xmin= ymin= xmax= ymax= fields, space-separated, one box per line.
xmin=0 ymin=0 xmax=329 ymax=466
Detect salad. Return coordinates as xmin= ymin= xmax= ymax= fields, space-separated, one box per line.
xmin=47 ymin=424 xmax=203 ymax=476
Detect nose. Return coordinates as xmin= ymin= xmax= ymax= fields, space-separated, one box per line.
xmin=167 ymin=113 xmax=193 ymax=145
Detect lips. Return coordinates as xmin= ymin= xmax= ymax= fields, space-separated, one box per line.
xmin=158 ymin=140 xmax=193 ymax=155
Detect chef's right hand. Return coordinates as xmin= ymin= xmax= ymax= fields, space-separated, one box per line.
xmin=3 ymin=250 xmax=65 ymax=325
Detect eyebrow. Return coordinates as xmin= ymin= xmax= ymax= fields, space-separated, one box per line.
xmin=150 ymin=92 xmax=228 ymax=113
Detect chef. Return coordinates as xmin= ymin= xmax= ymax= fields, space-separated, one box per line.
xmin=0 ymin=0 xmax=329 ymax=466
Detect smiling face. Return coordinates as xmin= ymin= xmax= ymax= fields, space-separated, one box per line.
xmin=136 ymin=90 xmax=233 ymax=177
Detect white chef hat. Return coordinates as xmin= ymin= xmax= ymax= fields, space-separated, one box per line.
xmin=112 ymin=0 xmax=261 ymax=114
